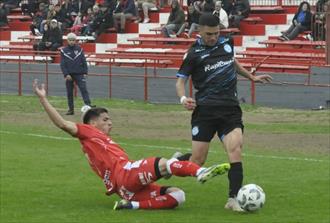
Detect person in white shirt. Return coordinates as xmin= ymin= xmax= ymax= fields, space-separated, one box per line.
xmin=213 ymin=0 xmax=229 ymax=29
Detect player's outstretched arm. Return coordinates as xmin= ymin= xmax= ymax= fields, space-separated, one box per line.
xmin=234 ymin=59 xmax=272 ymax=83
xmin=33 ymin=79 xmax=78 ymax=136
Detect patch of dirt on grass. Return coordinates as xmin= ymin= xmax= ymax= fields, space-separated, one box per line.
xmin=1 ymin=107 xmax=329 ymax=156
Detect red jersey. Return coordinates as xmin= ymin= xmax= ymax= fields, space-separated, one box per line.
xmin=76 ymin=124 xmax=129 ymax=195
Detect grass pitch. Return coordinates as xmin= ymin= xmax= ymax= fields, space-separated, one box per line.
xmin=0 ymin=95 xmax=329 ymax=223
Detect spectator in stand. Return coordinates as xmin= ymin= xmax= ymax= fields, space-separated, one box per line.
xmin=84 ymin=4 xmax=103 ymax=36
xmin=312 ymin=1 xmax=329 ymax=41
xmin=213 ymin=0 xmax=228 ymax=29
xmin=278 ymin=1 xmax=312 ymax=41
xmin=34 ymin=19 xmax=63 ymax=51
xmin=72 ymin=0 xmax=91 ymax=15
xmin=222 ymin=0 xmax=233 ymax=15
xmin=113 ymin=0 xmax=137 ymax=33
xmin=228 ymin=0 xmax=250 ymax=28
xmin=71 ymin=12 xmax=84 ymax=34
xmin=54 ymin=4 xmax=74 ymax=31
xmin=161 ymin=0 xmax=185 ymax=38
xmin=135 ymin=0 xmax=157 ymax=23
xmin=21 ymin=0 xmax=37 ymax=16
xmin=3 ymin=0 xmax=19 ymax=13
xmin=60 ymin=32 xmax=94 ymax=115
xmin=315 ymin=0 xmax=328 ymax=12
xmin=80 ymin=7 xmax=94 ymax=35
xmin=30 ymin=2 xmax=48 ymax=35
xmin=0 ymin=2 xmax=8 ymax=27
xmin=202 ymin=0 xmax=215 ymax=12
xmin=183 ymin=4 xmax=201 ymax=38
xmin=93 ymin=4 xmax=115 ymax=38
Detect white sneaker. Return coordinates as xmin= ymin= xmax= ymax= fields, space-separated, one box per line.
xmin=224 ymin=198 xmax=245 ymax=212
xmin=143 ymin=18 xmax=150 ymax=23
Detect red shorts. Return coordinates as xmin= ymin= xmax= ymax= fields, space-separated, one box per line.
xmin=115 ymin=157 xmax=169 ymax=201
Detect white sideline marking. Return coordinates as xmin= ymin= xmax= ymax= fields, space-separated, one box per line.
xmin=1 ymin=130 xmax=328 ymax=163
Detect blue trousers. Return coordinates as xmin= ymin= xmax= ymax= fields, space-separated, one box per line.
xmin=66 ymin=74 xmax=91 ymax=111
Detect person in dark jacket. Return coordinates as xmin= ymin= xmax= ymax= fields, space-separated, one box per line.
xmin=228 ymin=0 xmax=250 ymax=28
xmin=278 ymin=1 xmax=312 ymax=41
xmin=35 ymin=19 xmax=63 ymax=51
xmin=113 ymin=0 xmax=137 ymax=33
xmin=60 ymin=32 xmax=94 ymax=115
xmin=0 ymin=2 xmax=8 ymax=27
xmin=162 ymin=0 xmax=185 ymax=37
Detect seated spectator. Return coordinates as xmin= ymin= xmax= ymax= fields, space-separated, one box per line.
xmin=29 ymin=2 xmax=48 ymax=35
xmin=84 ymin=4 xmax=103 ymax=36
xmin=162 ymin=0 xmax=185 ymax=38
xmin=94 ymin=4 xmax=115 ymax=38
xmin=222 ymin=0 xmax=233 ymax=15
xmin=213 ymin=0 xmax=229 ymax=29
xmin=202 ymin=0 xmax=215 ymax=12
xmin=278 ymin=1 xmax=312 ymax=41
xmin=21 ymin=0 xmax=36 ymax=16
xmin=0 ymin=2 xmax=8 ymax=27
xmin=228 ymin=0 xmax=250 ymax=28
xmin=113 ymin=0 xmax=137 ymax=33
xmin=80 ymin=7 xmax=94 ymax=35
xmin=34 ymin=19 xmax=63 ymax=51
xmin=71 ymin=12 xmax=84 ymax=34
xmin=71 ymin=0 xmax=91 ymax=15
xmin=312 ymin=1 xmax=329 ymax=41
xmin=184 ymin=4 xmax=201 ymax=38
xmin=3 ymin=0 xmax=19 ymax=13
xmin=135 ymin=0 xmax=157 ymax=23
xmin=54 ymin=3 xmax=74 ymax=31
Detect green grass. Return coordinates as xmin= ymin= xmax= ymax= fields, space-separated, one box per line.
xmin=0 ymin=95 xmax=329 ymax=223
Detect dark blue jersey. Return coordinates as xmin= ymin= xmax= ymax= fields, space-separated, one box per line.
xmin=177 ymin=36 xmax=238 ymax=106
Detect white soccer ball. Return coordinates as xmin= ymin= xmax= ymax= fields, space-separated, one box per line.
xmin=237 ymin=184 xmax=266 ymax=212
xmin=81 ymin=105 xmax=91 ymax=113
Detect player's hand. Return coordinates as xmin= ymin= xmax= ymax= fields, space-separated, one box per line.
xmin=254 ymin=74 xmax=273 ymax=83
xmin=182 ymin=97 xmax=196 ymax=111
xmin=65 ymin=75 xmax=72 ymax=81
xmin=33 ymin=79 xmax=46 ymax=98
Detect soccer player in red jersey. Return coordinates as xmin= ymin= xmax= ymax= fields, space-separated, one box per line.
xmin=33 ymin=79 xmax=230 ymax=210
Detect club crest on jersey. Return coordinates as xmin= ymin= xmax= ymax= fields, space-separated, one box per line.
xmin=192 ymin=126 xmax=199 ymax=136
xmin=224 ymin=44 xmax=232 ymax=53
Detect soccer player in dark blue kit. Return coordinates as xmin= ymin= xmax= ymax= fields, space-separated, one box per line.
xmin=175 ymin=13 xmax=272 ymax=212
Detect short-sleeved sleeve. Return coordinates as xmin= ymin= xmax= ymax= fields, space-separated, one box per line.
xmin=76 ymin=123 xmax=95 ymax=140
xmin=176 ymin=51 xmax=196 ymax=79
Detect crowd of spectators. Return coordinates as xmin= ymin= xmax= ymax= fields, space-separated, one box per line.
xmin=0 ymin=0 xmax=327 ymax=45
xmin=167 ymin=0 xmax=250 ymax=38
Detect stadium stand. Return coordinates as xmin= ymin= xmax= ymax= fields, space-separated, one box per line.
xmin=0 ymin=0 xmax=328 ymax=74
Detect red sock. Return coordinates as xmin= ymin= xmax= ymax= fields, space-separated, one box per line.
xmin=168 ymin=160 xmax=200 ymax=177
xmin=138 ymin=194 xmax=178 ymax=209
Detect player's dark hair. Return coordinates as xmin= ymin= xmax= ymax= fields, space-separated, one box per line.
xmin=83 ymin=107 xmax=108 ymax=124
xmin=199 ymin=13 xmax=220 ymax=27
